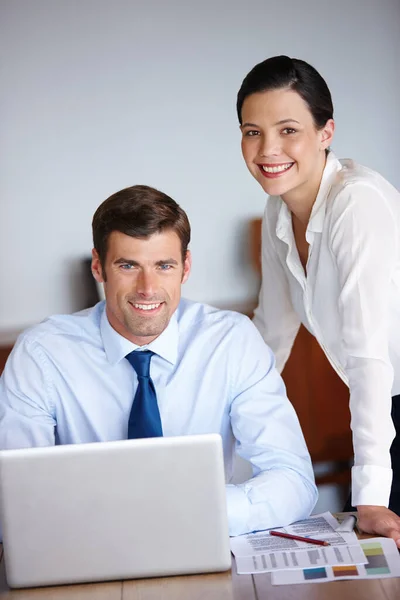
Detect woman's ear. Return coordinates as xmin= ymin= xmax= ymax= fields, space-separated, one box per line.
xmin=320 ymin=119 xmax=335 ymax=150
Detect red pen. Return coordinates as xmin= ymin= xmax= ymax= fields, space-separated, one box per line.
xmin=269 ymin=530 xmax=330 ymax=546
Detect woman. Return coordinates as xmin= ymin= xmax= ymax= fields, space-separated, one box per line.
xmin=237 ymin=55 xmax=400 ymax=546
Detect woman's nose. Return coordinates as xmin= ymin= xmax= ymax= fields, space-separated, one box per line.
xmin=258 ymin=133 xmax=280 ymax=158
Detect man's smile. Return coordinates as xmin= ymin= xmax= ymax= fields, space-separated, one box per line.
xmin=128 ymin=301 xmax=165 ymax=315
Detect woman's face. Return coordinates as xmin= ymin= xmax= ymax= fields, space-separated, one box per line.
xmin=240 ymin=88 xmax=334 ymax=202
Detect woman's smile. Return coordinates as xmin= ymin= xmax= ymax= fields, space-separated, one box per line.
xmin=257 ymin=162 xmax=295 ymax=178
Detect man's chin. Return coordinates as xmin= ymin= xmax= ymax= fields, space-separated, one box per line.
xmin=124 ymin=316 xmax=169 ymax=341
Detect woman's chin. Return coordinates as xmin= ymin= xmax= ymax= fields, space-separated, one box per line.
xmin=258 ymin=177 xmax=293 ymax=197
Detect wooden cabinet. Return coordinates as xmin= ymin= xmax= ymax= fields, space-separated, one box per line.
xmin=282 ymin=325 xmax=352 ymax=484
xmin=0 ymin=345 xmax=13 ymax=375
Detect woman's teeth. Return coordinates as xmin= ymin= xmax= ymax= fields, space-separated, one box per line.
xmin=262 ymin=163 xmax=293 ymax=173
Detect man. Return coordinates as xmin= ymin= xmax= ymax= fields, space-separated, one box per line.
xmin=0 ymin=185 xmax=317 ymax=536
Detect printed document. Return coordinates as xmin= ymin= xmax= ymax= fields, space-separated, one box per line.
xmin=230 ymin=512 xmax=366 ymax=575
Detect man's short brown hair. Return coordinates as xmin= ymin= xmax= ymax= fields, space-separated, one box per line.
xmin=92 ymin=185 xmax=191 ymax=272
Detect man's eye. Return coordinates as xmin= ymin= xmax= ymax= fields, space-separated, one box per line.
xmin=120 ymin=264 xmax=134 ymax=270
xmin=159 ymin=264 xmax=173 ymax=271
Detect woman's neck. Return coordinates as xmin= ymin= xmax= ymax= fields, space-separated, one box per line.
xmin=281 ymin=152 xmax=327 ymax=226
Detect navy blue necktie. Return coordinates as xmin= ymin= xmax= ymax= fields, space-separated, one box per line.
xmin=125 ymin=350 xmax=163 ymax=439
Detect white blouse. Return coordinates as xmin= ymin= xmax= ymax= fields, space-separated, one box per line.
xmin=253 ymin=151 xmax=400 ymax=507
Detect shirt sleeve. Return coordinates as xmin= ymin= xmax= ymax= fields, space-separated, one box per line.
xmin=253 ymin=202 xmax=301 ymax=373
xmin=0 ymin=335 xmax=56 ymax=450
xmin=329 ymin=183 xmax=397 ymax=507
xmin=226 ymin=316 xmax=317 ymax=536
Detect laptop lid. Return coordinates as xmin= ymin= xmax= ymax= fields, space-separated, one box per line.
xmin=0 ymin=434 xmax=231 ymax=588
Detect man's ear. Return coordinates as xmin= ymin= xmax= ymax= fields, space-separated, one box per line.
xmin=320 ymin=118 xmax=335 ymax=150
xmin=91 ymin=248 xmax=105 ymax=283
xmin=181 ymin=249 xmax=192 ymax=284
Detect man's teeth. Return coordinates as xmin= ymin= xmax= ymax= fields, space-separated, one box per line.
xmin=133 ymin=303 xmax=161 ymax=310
xmin=262 ymin=163 xmax=293 ymax=173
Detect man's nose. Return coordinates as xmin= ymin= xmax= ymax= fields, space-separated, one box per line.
xmin=136 ymin=270 xmax=157 ymax=296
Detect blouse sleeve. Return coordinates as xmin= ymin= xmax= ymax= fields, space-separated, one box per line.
xmin=329 ymin=182 xmax=398 ymax=506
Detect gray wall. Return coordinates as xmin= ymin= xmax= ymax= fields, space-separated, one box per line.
xmin=1 ymin=0 xmax=399 ymax=329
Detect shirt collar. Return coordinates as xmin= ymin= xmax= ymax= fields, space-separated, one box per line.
xmin=276 ymin=151 xmax=343 ymax=237
xmin=100 ymin=302 xmax=179 ymax=366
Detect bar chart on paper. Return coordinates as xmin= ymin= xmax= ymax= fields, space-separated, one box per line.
xmin=272 ymin=538 xmax=400 ymax=585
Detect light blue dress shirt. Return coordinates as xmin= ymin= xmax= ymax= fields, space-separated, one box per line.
xmin=0 ymin=299 xmax=317 ymax=536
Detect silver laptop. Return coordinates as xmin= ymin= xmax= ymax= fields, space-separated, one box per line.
xmin=0 ymin=434 xmax=231 ymax=588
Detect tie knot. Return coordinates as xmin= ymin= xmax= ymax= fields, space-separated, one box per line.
xmin=126 ymin=350 xmax=154 ymax=378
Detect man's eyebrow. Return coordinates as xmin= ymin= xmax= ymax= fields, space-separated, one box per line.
xmin=113 ymin=258 xmax=179 ymax=266
xmin=155 ymin=258 xmax=179 ymax=266
xmin=113 ymin=258 xmax=140 ymax=266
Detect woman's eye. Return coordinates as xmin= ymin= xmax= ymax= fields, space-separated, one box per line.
xmin=282 ymin=128 xmax=297 ymax=135
xmin=244 ymin=130 xmax=260 ymax=137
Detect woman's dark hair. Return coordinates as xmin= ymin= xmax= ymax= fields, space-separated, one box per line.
xmin=92 ymin=185 xmax=191 ymax=274
xmin=237 ymin=55 xmax=333 ymax=129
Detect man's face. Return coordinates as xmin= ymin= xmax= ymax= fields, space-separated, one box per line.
xmin=92 ymin=230 xmax=191 ymax=345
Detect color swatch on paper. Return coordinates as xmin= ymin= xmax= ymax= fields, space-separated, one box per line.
xmin=362 ymin=541 xmax=390 ymax=575
xmin=332 ymin=565 xmax=359 ymax=577
xmin=303 ymin=567 xmax=327 ymax=580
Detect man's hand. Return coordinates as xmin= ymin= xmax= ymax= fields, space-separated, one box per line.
xmin=357 ymin=505 xmax=400 ymax=548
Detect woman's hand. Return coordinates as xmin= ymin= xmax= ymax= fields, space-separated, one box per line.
xmin=357 ymin=505 xmax=400 ymax=548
